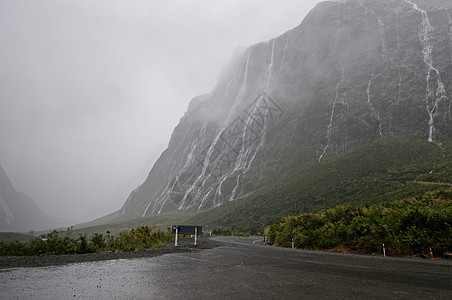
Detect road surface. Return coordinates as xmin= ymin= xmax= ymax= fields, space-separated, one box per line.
xmin=1 ymin=236 xmax=451 ymax=299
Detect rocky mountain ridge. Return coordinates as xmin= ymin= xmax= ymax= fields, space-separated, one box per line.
xmin=118 ymin=0 xmax=451 ymax=219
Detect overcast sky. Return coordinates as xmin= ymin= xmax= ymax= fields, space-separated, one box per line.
xmin=0 ymin=0 xmax=323 ymax=222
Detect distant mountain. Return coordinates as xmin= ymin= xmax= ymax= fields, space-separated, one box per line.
xmin=0 ymin=165 xmax=62 ymax=232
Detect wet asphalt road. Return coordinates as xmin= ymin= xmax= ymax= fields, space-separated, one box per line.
xmin=1 ymin=236 xmax=451 ymax=299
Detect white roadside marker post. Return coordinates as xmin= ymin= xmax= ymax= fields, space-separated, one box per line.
xmin=383 ymin=244 xmax=386 ymax=257
xmin=175 ymin=227 xmax=178 ymax=247
xmin=195 ymin=226 xmax=198 ymax=246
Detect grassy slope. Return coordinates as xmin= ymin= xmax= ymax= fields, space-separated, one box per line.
xmin=74 ymin=137 xmax=451 ymax=236
xmin=184 ymin=137 xmax=452 ymax=233
xmin=67 ymin=214 xmax=188 ymax=238
xmin=2 ymin=215 xmax=185 ymax=241
xmin=0 ymin=232 xmax=33 ymax=242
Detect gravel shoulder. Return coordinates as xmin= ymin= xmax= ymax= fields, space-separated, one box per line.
xmin=0 ymin=237 xmax=221 ymax=269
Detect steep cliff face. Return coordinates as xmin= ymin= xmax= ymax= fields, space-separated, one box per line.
xmin=120 ymin=0 xmax=452 ymax=218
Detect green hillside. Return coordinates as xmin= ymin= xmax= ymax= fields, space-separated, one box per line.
xmin=73 ymin=137 xmax=451 ymax=237
xmin=184 ymin=138 xmax=452 ymax=233
xmin=0 ymin=232 xmax=33 ymax=242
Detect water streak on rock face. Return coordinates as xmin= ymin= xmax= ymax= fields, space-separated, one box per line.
xmin=0 ymin=194 xmax=14 ymax=224
xmin=402 ymin=0 xmax=448 ymax=143
xmin=120 ymin=0 xmax=452 ymax=219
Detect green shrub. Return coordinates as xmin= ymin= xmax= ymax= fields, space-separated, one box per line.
xmin=0 ymin=225 xmax=172 ymax=256
xmin=265 ymin=189 xmax=452 ymax=257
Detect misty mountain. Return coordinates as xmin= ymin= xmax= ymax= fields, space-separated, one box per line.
xmin=0 ymin=165 xmax=62 ymax=232
xmin=119 ymin=0 xmax=452 ymax=219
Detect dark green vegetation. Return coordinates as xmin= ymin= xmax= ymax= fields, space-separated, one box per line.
xmin=0 ymin=225 xmax=172 ymax=256
xmin=265 ymin=189 xmax=452 ymax=257
xmin=184 ymin=138 xmax=452 ymax=234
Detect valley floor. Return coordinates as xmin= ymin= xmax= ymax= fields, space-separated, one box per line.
xmin=0 ymin=237 xmax=220 ymax=269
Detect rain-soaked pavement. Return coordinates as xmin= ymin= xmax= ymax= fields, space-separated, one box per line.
xmin=1 ymin=236 xmax=451 ymax=299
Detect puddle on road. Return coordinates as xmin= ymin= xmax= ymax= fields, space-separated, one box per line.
xmin=0 ymin=258 xmax=164 ymax=299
